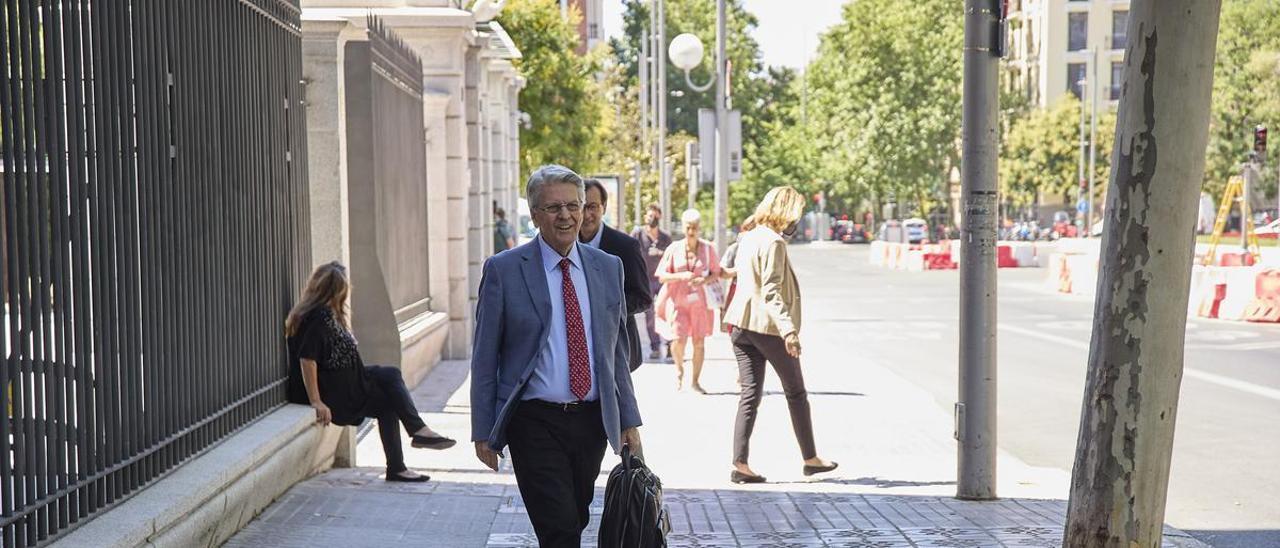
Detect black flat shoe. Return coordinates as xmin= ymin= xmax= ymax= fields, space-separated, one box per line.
xmin=411 ymin=434 xmax=457 ymax=450
xmin=385 ymin=471 xmax=431 ymax=483
xmin=802 ymin=461 xmax=839 ymax=477
xmin=730 ymin=470 xmax=767 ymax=484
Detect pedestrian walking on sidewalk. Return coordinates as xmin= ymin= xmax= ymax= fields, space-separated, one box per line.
xmin=579 ymin=179 xmax=653 ymax=372
xmin=285 ymin=262 xmax=456 ymax=484
xmin=655 ymin=209 xmax=723 ymax=394
xmin=722 ymin=187 xmax=838 ymax=484
xmin=471 ymin=165 xmax=644 ymax=548
xmin=632 ymin=204 xmax=673 ymax=362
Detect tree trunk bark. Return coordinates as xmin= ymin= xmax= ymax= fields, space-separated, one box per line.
xmin=1064 ymin=1 xmax=1222 ymax=547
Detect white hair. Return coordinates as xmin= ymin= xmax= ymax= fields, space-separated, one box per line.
xmin=681 ymin=208 xmax=701 ymax=226
xmin=525 ymin=164 xmax=585 ymax=208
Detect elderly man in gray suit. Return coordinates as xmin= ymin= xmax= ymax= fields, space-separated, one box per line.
xmin=471 ymin=164 xmax=644 ymax=547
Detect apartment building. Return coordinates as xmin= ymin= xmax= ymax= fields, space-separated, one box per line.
xmin=561 ymin=0 xmax=603 ymax=55
xmin=1006 ymin=0 xmax=1131 ymax=108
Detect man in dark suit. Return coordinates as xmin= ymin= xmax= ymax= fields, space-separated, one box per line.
xmin=472 ymin=165 xmax=643 ymax=547
xmin=580 ymin=179 xmax=653 ymax=372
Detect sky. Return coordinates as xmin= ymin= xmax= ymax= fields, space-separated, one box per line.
xmin=602 ymin=0 xmax=849 ymax=70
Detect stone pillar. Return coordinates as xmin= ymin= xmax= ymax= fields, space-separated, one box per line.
xmin=509 ymin=78 xmax=524 ymax=218
xmin=423 ymin=91 xmax=452 ymax=326
xmin=465 ymin=45 xmax=487 ymax=316
xmin=301 ymin=18 xmax=358 ymax=268
xmin=393 ymin=19 xmax=476 ymax=359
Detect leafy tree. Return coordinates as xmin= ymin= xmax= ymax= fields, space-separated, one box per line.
xmin=500 ymin=0 xmax=608 ymax=176
xmin=1000 ymin=95 xmax=1115 ymax=209
xmin=1207 ymin=0 xmax=1280 ymax=196
xmin=800 ymin=0 xmax=963 ymax=218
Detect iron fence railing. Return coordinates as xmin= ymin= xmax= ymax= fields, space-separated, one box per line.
xmin=0 ymin=1 xmax=311 ymax=545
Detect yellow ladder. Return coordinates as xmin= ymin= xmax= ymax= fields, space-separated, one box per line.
xmin=1203 ymin=176 xmax=1262 ymax=266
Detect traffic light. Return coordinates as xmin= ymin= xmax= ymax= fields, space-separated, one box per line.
xmin=1254 ymin=125 xmax=1267 ymax=159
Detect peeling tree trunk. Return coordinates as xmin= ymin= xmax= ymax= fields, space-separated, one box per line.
xmin=1064 ymin=1 xmax=1222 ymax=547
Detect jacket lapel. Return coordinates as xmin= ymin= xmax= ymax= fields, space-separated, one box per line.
xmin=520 ymin=241 xmax=552 ymax=347
xmin=581 ymin=248 xmax=610 ymax=371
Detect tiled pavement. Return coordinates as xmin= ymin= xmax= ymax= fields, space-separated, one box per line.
xmin=227 ymin=468 xmax=1204 ymax=547
xmin=227 ymin=331 xmax=1210 ymax=548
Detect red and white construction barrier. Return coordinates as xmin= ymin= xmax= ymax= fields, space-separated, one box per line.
xmin=872 ymin=240 xmax=1042 ymax=271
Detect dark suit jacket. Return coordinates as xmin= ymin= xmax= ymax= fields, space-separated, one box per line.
xmin=597 ymin=225 xmax=653 ymax=371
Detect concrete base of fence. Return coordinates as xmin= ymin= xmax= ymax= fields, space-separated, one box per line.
xmin=52 ymin=406 xmax=347 ymax=548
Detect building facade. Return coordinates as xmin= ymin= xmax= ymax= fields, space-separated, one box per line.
xmin=1006 ymin=0 xmax=1130 ymax=109
xmin=301 ymin=0 xmax=524 ymax=385
xmin=561 ymin=0 xmax=603 ymax=55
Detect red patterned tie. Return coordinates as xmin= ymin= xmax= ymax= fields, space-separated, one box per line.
xmin=560 ymin=258 xmax=591 ymax=400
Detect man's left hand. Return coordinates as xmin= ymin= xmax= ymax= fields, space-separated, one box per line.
xmin=622 ymin=427 xmax=643 ymax=459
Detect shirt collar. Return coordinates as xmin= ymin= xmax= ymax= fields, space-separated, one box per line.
xmin=539 ymin=235 xmax=583 ymax=273
xmin=582 ymin=223 xmax=605 ymax=249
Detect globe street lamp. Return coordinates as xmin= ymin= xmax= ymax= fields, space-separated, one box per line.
xmin=668 ymin=33 xmax=714 ymax=92
xmin=668 ymin=1 xmax=729 ymax=253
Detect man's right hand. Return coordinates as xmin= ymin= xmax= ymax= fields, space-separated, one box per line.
xmin=475 ymin=441 xmax=500 ymax=471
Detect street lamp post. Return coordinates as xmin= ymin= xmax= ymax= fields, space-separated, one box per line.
xmin=656 ymin=0 xmax=670 ymax=233
xmin=667 ymin=0 xmax=728 ymax=252
xmin=1077 ymin=77 xmax=1088 ymax=235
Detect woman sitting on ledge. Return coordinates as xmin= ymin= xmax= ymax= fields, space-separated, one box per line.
xmin=284 ymin=261 xmax=455 ymax=483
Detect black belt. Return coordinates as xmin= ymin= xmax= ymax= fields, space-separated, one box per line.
xmin=525 ymin=399 xmax=600 ymax=413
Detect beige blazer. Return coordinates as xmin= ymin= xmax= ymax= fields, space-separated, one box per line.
xmin=722 ymin=225 xmax=802 ymax=338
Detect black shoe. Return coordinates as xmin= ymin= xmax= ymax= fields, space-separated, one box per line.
xmin=802 ymin=461 xmax=839 ymax=477
xmin=386 ymin=470 xmax=431 ymax=483
xmin=730 ymin=470 xmax=767 ymax=484
xmin=411 ymin=434 xmax=457 ymax=450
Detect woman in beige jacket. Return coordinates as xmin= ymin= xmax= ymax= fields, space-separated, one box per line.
xmin=722 ymin=186 xmax=837 ymax=484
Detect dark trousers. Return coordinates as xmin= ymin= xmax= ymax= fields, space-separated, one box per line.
xmin=731 ymin=328 xmax=817 ymax=464
xmin=506 ymin=400 xmax=608 ymax=548
xmin=644 ymin=280 xmax=664 ymax=352
xmin=359 ymin=365 xmax=427 ymax=474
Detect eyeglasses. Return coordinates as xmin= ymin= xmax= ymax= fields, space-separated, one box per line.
xmin=537 ymin=201 xmax=583 ymax=215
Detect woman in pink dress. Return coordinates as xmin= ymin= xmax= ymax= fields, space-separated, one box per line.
xmin=656 ymin=209 xmax=721 ymax=394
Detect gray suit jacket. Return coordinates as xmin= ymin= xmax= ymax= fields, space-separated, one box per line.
xmin=470 ymin=239 xmax=643 ymax=454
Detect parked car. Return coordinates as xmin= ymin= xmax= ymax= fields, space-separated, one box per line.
xmin=839 ymin=222 xmax=871 ymax=244
xmin=903 ymin=218 xmax=929 ymax=244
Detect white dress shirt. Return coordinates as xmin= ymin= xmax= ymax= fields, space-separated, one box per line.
xmin=523 ymin=236 xmax=599 ymax=403
xmin=582 ymin=223 xmax=605 ymax=249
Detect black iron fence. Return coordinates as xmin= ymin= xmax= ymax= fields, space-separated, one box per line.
xmin=0 ymin=1 xmax=311 ymax=546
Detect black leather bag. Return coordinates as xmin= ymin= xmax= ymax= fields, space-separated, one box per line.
xmin=598 ymin=445 xmax=670 ymax=548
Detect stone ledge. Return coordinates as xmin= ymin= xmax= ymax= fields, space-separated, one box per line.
xmin=399 ymin=310 xmax=450 ymax=389
xmin=53 ymin=405 xmax=346 ymax=548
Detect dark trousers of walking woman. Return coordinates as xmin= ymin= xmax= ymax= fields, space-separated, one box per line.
xmin=359 ymin=365 xmax=427 ymax=474
xmin=731 ymin=328 xmax=817 ymax=463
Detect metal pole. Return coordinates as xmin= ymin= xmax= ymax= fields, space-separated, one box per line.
xmin=634 ymin=161 xmax=643 ymax=230
xmin=713 ymin=0 xmax=728 ymax=253
xmin=1078 ymin=78 xmax=1088 ymax=233
xmin=656 ymin=0 xmax=668 ymax=232
xmin=958 ymin=0 xmax=998 ymax=501
xmin=664 ymin=160 xmax=675 ymax=228
xmin=687 ymin=141 xmax=697 ymax=211
xmin=639 ymin=24 xmax=649 ymax=171
xmin=1087 ymin=46 xmax=1099 ymax=236
xmin=1242 ymin=163 xmax=1253 ymax=249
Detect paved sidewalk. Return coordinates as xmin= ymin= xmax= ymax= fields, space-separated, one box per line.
xmin=228 ymin=328 xmax=1209 ymax=547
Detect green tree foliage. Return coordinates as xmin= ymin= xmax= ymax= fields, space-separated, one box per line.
xmin=1000 ymin=96 xmax=1115 ymax=208
xmin=1207 ymin=0 xmax=1280 ymax=195
xmin=609 ymin=0 xmax=801 ymax=226
xmin=500 ymin=0 xmax=608 ymax=176
xmin=798 ymin=0 xmax=963 ymax=217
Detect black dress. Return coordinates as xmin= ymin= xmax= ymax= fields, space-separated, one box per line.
xmin=286 ymin=307 xmax=371 ymax=426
